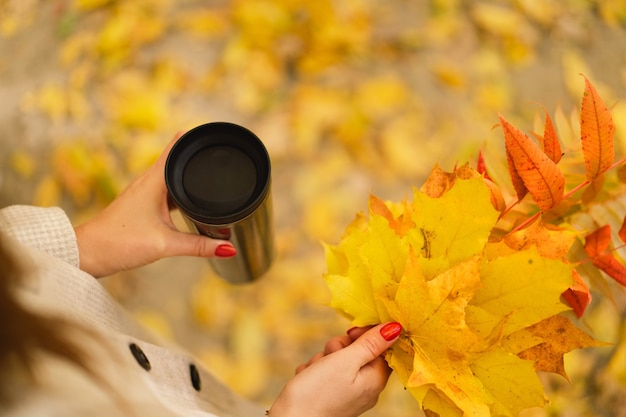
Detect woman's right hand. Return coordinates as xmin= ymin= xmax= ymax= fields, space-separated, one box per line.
xmin=269 ymin=322 xmax=402 ymax=417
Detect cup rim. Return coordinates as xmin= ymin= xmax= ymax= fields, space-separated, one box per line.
xmin=165 ymin=122 xmax=271 ymax=225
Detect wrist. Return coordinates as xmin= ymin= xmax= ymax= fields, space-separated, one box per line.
xmin=74 ymin=222 xmax=107 ymax=278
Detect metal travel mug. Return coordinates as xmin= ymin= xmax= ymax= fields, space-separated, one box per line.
xmin=165 ymin=122 xmax=274 ymax=284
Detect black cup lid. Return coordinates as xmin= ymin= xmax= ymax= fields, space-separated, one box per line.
xmin=165 ymin=122 xmax=271 ymax=225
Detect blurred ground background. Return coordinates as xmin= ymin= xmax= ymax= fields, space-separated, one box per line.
xmin=2 ymin=1 xmax=626 ymax=416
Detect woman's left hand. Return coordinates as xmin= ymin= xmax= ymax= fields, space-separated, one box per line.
xmin=74 ymin=132 xmax=236 ymax=277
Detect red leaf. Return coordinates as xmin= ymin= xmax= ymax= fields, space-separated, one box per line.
xmin=619 ymin=216 xmax=626 ymax=244
xmin=584 ymin=225 xmax=611 ymax=258
xmin=476 ymin=149 xmax=492 ymax=181
xmin=499 ymin=114 xmax=565 ymax=211
xmin=580 ymin=75 xmax=615 ymax=181
xmin=593 ymin=254 xmax=626 ymax=286
xmin=561 ymin=270 xmax=591 ymax=318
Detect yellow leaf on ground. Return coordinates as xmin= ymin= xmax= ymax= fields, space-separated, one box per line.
xmin=355 ymin=75 xmax=408 ymax=119
xmin=10 ymin=150 xmax=37 ymax=178
xmin=133 ymin=309 xmax=173 ymax=340
xmin=33 ymin=175 xmax=61 ymax=207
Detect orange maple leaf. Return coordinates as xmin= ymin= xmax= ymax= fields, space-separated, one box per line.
xmin=580 ymin=75 xmax=615 ymax=181
xmin=499 ymin=114 xmax=565 ymax=212
xmin=511 ymin=315 xmax=609 ymax=381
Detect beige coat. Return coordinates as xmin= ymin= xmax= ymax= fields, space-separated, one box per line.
xmin=0 ymin=205 xmax=264 ymax=417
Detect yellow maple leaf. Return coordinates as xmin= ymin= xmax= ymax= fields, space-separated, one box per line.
xmin=324 ymin=193 xmax=418 ymax=326
xmin=323 ymin=166 xmax=601 ymax=416
xmin=385 ymin=252 xmax=497 ymax=417
xmin=468 ymin=246 xmax=573 ymax=337
xmin=385 ymin=247 xmax=561 ymax=416
xmin=469 ymin=348 xmax=547 ymax=416
xmin=407 ymin=174 xmax=500 ymax=279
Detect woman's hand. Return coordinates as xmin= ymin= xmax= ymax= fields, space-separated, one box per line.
xmin=74 ymin=133 xmax=236 ymax=277
xmin=269 ymin=322 xmax=402 ymax=417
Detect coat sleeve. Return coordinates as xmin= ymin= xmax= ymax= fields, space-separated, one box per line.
xmin=0 ymin=205 xmax=80 ymax=268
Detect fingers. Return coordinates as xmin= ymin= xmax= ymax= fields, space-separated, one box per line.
xmin=295 ymin=334 xmax=350 ymax=375
xmin=343 ymin=322 xmax=402 ymax=369
xmin=164 ymin=230 xmax=236 ymax=259
xmin=359 ymin=355 xmax=394 ymax=394
xmin=295 ymin=351 xmax=324 ymax=374
xmin=296 ymin=322 xmax=402 ymax=375
xmin=346 ymin=326 xmax=371 ymax=342
xmin=323 ymin=335 xmax=352 ymax=355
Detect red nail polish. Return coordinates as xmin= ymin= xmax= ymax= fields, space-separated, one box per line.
xmin=215 ymin=244 xmax=237 ymax=258
xmin=380 ymin=322 xmax=402 ymax=341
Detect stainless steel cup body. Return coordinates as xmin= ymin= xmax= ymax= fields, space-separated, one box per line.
xmin=164 ymin=122 xmax=274 ymax=284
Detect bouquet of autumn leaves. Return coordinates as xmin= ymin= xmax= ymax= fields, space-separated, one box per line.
xmin=323 ymin=76 xmax=622 ymax=417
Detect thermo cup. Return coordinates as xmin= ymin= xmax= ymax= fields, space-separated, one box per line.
xmin=165 ymin=122 xmax=274 ymax=284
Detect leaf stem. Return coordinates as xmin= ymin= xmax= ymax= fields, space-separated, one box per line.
xmin=498 ymin=198 xmax=522 ymax=221
xmin=563 ymin=179 xmax=590 ymax=200
xmin=509 ymin=212 xmax=541 ymax=234
xmin=611 ymin=156 xmax=626 ymax=171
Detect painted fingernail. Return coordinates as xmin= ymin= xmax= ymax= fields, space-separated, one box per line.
xmin=215 ymin=244 xmax=237 ymax=258
xmin=380 ymin=322 xmax=402 ymax=341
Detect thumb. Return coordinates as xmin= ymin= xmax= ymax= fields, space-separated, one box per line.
xmin=346 ymin=322 xmax=402 ymax=367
